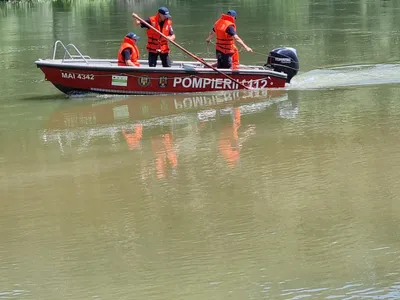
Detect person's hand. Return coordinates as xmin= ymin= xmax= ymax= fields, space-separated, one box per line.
xmin=206 ymin=38 xmax=211 ymax=44
xmin=167 ymin=35 xmax=176 ymax=42
xmin=132 ymin=13 xmax=141 ymax=25
xmin=246 ymin=46 xmax=253 ymax=53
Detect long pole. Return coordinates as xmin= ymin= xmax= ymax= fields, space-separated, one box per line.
xmin=132 ymin=13 xmax=251 ymax=90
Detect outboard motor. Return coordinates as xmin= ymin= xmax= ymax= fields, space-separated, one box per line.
xmin=265 ymin=47 xmax=299 ymax=83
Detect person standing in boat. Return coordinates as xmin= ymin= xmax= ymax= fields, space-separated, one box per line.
xmin=205 ymin=10 xmax=253 ymax=69
xmin=133 ymin=7 xmax=176 ymax=67
xmin=117 ymin=32 xmax=141 ymax=66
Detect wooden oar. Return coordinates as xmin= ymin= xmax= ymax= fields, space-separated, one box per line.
xmin=132 ymin=13 xmax=251 ymax=90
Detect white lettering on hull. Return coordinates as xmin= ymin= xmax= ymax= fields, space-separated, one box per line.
xmin=172 ymin=76 xmax=270 ymax=90
xmin=61 ymin=72 xmax=75 ymax=79
xmin=61 ymin=72 xmax=95 ymax=80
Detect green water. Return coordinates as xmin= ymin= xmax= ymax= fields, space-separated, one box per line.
xmin=1 ymin=0 xmax=400 ymax=299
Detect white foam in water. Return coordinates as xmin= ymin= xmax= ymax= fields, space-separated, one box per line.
xmin=288 ymin=63 xmax=400 ymax=90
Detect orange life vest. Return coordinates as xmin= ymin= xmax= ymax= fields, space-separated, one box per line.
xmin=214 ymin=14 xmax=236 ymax=54
xmin=117 ymin=37 xmax=140 ymax=66
xmin=146 ymin=15 xmax=172 ymax=54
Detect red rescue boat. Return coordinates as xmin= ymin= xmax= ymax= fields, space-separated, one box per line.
xmin=35 ymin=40 xmax=299 ymax=96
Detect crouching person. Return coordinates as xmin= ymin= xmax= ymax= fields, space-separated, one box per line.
xmin=118 ymin=32 xmax=141 ymax=66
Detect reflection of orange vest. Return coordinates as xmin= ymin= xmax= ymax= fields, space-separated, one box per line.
xmin=218 ymin=108 xmax=241 ymax=167
xmin=146 ymin=15 xmax=172 ymax=54
xmin=122 ymin=124 xmax=143 ymax=150
xmin=214 ymin=14 xmax=236 ymax=54
xmin=117 ymin=37 xmax=140 ymax=66
xmin=152 ymin=133 xmax=177 ymax=178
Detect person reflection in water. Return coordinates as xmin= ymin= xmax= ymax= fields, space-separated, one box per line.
xmin=218 ymin=107 xmax=241 ymax=168
xmin=151 ymin=133 xmax=178 ymax=179
xmin=122 ymin=123 xmax=143 ymax=150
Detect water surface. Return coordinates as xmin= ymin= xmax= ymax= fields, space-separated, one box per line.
xmin=1 ymin=0 xmax=400 ymax=299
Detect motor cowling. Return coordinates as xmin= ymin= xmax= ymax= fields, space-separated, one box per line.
xmin=265 ymin=47 xmax=299 ymax=83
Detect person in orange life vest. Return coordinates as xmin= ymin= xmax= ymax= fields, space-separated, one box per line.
xmin=117 ymin=32 xmax=141 ymax=67
xmin=205 ymin=10 xmax=252 ymax=69
xmin=134 ymin=7 xmax=176 ymax=67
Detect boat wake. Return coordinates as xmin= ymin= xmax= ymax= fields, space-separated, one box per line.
xmin=288 ymin=63 xmax=400 ymax=90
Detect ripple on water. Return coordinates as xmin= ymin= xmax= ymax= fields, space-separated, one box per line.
xmin=271 ymin=282 xmax=400 ymax=299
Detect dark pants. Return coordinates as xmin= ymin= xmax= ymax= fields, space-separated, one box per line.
xmin=148 ymin=52 xmax=172 ymax=67
xmin=216 ymin=50 xmax=233 ymax=69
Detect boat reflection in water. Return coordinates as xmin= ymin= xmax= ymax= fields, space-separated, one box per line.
xmin=42 ymin=89 xmax=299 ymax=175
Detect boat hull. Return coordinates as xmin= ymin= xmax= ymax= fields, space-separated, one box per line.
xmin=36 ymin=61 xmax=288 ymax=95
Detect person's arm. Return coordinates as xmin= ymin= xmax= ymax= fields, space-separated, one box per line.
xmin=122 ymin=49 xmax=135 ymax=66
xmin=226 ymin=25 xmax=252 ymax=52
xmin=168 ymin=26 xmax=176 ymax=42
xmin=233 ymin=34 xmax=252 ymax=52
xmin=205 ymin=28 xmax=215 ymax=43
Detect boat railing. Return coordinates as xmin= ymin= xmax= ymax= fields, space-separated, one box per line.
xmin=52 ymin=40 xmax=91 ymax=63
